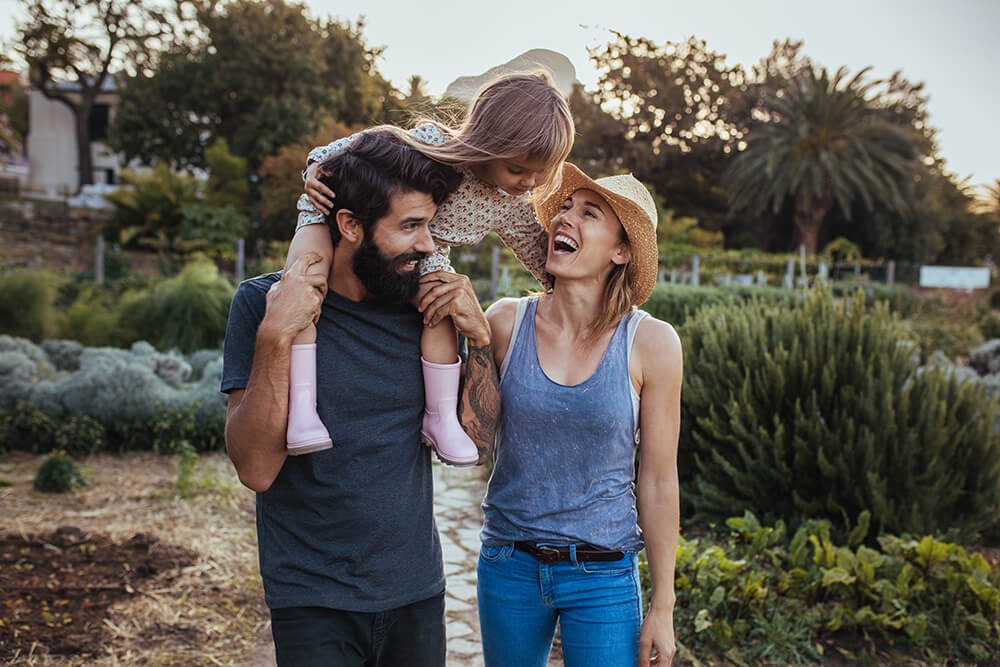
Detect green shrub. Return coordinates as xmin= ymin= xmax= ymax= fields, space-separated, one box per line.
xmin=59 ymin=285 xmax=130 ymax=348
xmin=657 ymin=512 xmax=1000 ymax=664
xmin=53 ymin=414 xmax=106 ymax=458
xmin=0 ymin=268 xmax=64 ymax=341
xmin=830 ymin=280 xmax=920 ymax=317
xmin=904 ymin=316 xmax=984 ymax=361
xmin=151 ymin=402 xmax=197 ymax=454
xmin=644 ymin=283 xmax=796 ymax=327
xmin=679 ymin=288 xmax=1000 ymax=540
xmin=33 ymin=452 xmax=85 ymax=493
xmin=116 ymin=260 xmax=234 ymax=353
xmin=5 ymin=400 xmax=58 ymax=453
xmin=0 ymin=336 xmax=226 ymax=452
xmin=106 ymin=402 xmax=223 ymax=454
xmin=980 ymin=310 xmax=1000 ymax=341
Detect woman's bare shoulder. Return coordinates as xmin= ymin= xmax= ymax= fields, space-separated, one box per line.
xmin=634 ymin=314 xmax=683 ymax=372
xmin=485 ymin=297 xmax=523 ymax=366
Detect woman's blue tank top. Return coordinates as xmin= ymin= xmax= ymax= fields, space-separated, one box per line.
xmin=480 ymin=297 xmax=645 ymax=552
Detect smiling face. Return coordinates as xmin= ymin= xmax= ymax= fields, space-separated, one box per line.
xmin=545 ymin=188 xmax=631 ymax=283
xmin=352 ymin=189 xmax=438 ymax=302
xmin=471 ymin=154 xmax=552 ymax=197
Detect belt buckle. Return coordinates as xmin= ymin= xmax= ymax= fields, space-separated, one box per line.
xmin=537 ymin=546 xmax=562 ymax=563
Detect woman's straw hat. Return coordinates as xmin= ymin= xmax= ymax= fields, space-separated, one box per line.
xmin=535 ymin=163 xmax=659 ymax=304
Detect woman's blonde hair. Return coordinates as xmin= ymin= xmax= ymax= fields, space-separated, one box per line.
xmin=371 ymin=71 xmax=575 ymax=200
xmin=588 ymin=226 xmax=639 ymax=344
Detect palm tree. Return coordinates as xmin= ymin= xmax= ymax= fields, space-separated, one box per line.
xmin=726 ymin=66 xmax=923 ymax=254
xmin=986 ymin=180 xmax=1000 ymax=215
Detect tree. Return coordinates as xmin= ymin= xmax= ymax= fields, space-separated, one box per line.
xmin=13 ymin=0 xmax=169 ymax=189
xmin=110 ymin=0 xmax=404 ymax=172
xmin=986 ymin=180 xmax=1000 ymax=216
xmin=256 ymin=117 xmax=357 ymax=242
xmin=725 ymin=66 xmax=926 ymax=254
xmin=0 ymin=65 xmax=29 ymax=160
xmin=104 ymin=139 xmax=248 ymax=264
xmin=581 ymin=34 xmax=745 ymax=232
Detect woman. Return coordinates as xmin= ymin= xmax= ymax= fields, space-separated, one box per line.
xmin=477 ymin=163 xmax=682 ymax=667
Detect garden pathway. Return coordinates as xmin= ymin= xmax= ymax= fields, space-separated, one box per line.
xmin=246 ymin=460 xmax=563 ymax=666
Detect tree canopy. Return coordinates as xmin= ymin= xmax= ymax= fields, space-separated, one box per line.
xmin=569 ymin=33 xmax=992 ymax=263
xmin=109 ymin=0 xmax=403 ymax=171
xmin=725 ymin=66 xmax=926 ymax=254
xmin=13 ymin=0 xmax=170 ymax=188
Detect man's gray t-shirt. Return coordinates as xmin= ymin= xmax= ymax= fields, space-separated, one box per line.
xmin=221 ymin=272 xmax=444 ymax=612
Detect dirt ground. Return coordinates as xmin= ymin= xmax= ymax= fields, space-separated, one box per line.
xmin=0 ymin=451 xmax=268 ymax=665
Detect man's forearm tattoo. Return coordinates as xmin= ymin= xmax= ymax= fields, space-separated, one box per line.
xmin=459 ymin=343 xmax=500 ymax=463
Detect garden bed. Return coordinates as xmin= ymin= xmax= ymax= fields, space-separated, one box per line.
xmin=0 ymin=452 xmax=268 ymax=665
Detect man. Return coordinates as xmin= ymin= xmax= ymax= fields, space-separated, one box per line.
xmin=221 ymin=131 xmax=499 ymax=666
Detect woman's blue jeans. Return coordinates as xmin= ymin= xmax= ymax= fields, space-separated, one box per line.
xmin=477 ymin=543 xmax=642 ymax=667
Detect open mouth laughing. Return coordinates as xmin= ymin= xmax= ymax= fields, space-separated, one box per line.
xmin=552 ymin=232 xmax=579 ymax=255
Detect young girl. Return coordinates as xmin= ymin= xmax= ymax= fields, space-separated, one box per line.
xmin=283 ymin=71 xmax=574 ymax=465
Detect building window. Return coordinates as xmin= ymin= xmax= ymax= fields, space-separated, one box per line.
xmin=88 ymin=103 xmax=109 ymax=142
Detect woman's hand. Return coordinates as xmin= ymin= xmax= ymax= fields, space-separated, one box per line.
xmin=304 ymin=163 xmax=336 ymax=215
xmin=638 ymin=605 xmax=676 ymax=667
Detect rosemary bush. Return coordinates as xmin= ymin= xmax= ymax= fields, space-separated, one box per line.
xmin=679 ymin=289 xmax=1000 ymax=540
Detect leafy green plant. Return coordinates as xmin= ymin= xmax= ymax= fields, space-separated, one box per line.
xmin=104 ymin=164 xmax=202 ymax=256
xmin=150 ymin=402 xmax=197 ymax=454
xmin=33 ymin=452 xmax=85 ymax=493
xmin=173 ymin=440 xmax=199 ymax=493
xmin=659 ymin=512 xmax=1000 ymax=664
xmin=53 ymin=414 xmax=106 ymax=458
xmin=0 ymin=268 xmax=64 ymax=341
xmin=980 ymin=310 xmax=1000 ymax=341
xmin=4 ymin=401 xmax=58 ymax=453
xmin=643 ymin=283 xmax=797 ymax=327
xmin=116 ymin=259 xmax=234 ymax=353
xmin=59 ymin=285 xmax=131 ymax=348
xmin=679 ymin=288 xmax=1000 ymax=540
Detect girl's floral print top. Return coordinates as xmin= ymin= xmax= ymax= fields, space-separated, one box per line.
xmin=296 ymin=123 xmax=551 ymax=287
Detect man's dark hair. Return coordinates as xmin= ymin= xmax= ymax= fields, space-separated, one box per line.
xmin=318 ymin=130 xmax=462 ymax=244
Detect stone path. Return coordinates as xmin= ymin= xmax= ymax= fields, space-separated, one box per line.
xmin=433 ymin=461 xmax=489 ymax=666
xmin=246 ymin=460 xmax=562 ymax=666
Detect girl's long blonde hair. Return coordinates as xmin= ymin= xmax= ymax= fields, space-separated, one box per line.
xmin=374 ymin=71 xmax=575 ymax=200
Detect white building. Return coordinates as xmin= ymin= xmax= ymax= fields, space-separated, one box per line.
xmin=26 ymin=76 xmax=125 ymax=197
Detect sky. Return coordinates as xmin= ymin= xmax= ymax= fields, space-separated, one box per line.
xmin=2 ymin=0 xmax=998 ymax=190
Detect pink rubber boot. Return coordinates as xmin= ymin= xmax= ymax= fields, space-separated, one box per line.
xmin=421 ymin=357 xmax=480 ymax=466
xmin=286 ymin=343 xmax=333 ymax=455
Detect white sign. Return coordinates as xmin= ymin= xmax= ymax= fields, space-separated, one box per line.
xmin=919 ymin=266 xmax=990 ymax=289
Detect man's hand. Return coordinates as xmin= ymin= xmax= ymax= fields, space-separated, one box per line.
xmin=638 ymin=605 xmax=676 ymax=667
xmin=262 ymin=253 xmax=328 ymax=342
xmin=417 ymin=272 xmax=490 ymax=347
xmin=304 ymin=163 xmax=336 ymax=215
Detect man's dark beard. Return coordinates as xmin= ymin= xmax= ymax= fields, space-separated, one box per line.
xmin=352 ymin=234 xmax=424 ymax=304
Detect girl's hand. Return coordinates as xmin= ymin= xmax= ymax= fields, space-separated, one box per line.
xmin=304 ymin=163 xmax=336 ymax=215
xmin=638 ymin=605 xmax=676 ymax=667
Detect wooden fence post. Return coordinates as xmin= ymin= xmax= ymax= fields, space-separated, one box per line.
xmin=236 ymin=238 xmax=245 ymax=281
xmin=95 ymin=235 xmax=104 ymax=284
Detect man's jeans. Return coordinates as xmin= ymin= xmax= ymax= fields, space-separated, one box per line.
xmin=269 ymin=593 xmax=445 ymax=667
xmin=477 ymin=544 xmax=642 ymax=667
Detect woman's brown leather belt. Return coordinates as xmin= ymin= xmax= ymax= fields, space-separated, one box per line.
xmin=514 ymin=542 xmax=625 ymax=564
